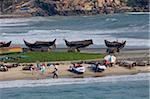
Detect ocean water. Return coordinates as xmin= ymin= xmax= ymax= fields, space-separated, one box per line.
xmin=0 ymin=73 xmax=149 ymax=99
xmin=0 ymin=14 xmax=149 ymax=48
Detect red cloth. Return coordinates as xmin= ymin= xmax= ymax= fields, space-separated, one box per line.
xmin=105 ymin=60 xmax=110 ymax=65
xmin=42 ymin=63 xmax=46 ymax=67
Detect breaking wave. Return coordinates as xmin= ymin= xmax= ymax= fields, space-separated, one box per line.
xmin=0 ymin=28 xmax=149 ymax=47
xmin=0 ymin=17 xmax=56 ymax=24
xmin=0 ymin=14 xmax=149 ymax=47
xmin=0 ymin=73 xmax=149 ymax=89
xmin=126 ymin=12 xmax=150 ymax=15
xmin=105 ymin=18 xmax=118 ymax=22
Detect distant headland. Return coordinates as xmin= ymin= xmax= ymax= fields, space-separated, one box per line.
xmin=0 ymin=0 xmax=149 ymax=17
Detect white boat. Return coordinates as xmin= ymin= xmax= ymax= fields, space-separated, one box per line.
xmin=69 ymin=65 xmax=85 ymax=74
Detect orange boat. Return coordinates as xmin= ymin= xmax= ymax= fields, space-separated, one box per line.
xmin=0 ymin=47 xmax=23 ymax=54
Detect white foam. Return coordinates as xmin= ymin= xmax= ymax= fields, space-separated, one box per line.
xmin=126 ymin=12 xmax=150 ymax=15
xmin=105 ymin=18 xmax=118 ymax=22
xmin=0 ymin=73 xmax=149 ymax=89
xmin=0 ymin=15 xmax=149 ymax=47
xmin=0 ymin=28 xmax=149 ymax=47
xmin=0 ymin=17 xmax=56 ymax=24
xmin=0 ymin=23 xmax=28 ymax=27
xmin=0 ymin=18 xmax=31 ymax=24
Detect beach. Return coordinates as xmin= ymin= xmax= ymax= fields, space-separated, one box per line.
xmin=0 ymin=49 xmax=149 ymax=81
xmin=0 ymin=63 xmax=149 ymax=81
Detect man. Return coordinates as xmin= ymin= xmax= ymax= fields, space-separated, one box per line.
xmin=52 ymin=67 xmax=58 ymax=78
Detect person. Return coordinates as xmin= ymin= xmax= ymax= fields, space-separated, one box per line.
xmin=95 ymin=62 xmax=99 ymax=72
xmin=36 ymin=61 xmax=41 ymax=70
xmin=30 ymin=64 xmax=35 ymax=75
xmin=75 ymin=63 xmax=80 ymax=68
xmin=40 ymin=63 xmax=46 ymax=74
xmin=104 ymin=60 xmax=110 ymax=67
xmin=29 ymin=64 xmax=39 ymax=80
xmin=52 ymin=67 xmax=58 ymax=78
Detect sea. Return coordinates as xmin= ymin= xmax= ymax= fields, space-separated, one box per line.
xmin=0 ymin=13 xmax=149 ymax=48
xmin=0 ymin=73 xmax=149 ymax=99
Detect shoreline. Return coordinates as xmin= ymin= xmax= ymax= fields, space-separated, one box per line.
xmin=0 ymin=14 xmax=31 ymax=19
xmin=0 ymin=12 xmax=149 ymax=19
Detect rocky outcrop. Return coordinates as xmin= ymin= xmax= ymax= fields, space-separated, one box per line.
xmin=32 ymin=0 xmax=130 ymax=16
xmin=0 ymin=0 xmax=149 ymax=16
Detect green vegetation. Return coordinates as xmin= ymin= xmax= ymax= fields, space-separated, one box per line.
xmin=2 ymin=52 xmax=104 ymax=63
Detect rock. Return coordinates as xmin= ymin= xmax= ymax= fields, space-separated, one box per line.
xmin=0 ymin=0 xmax=149 ymax=16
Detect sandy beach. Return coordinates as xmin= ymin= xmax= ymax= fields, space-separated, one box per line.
xmin=0 ymin=64 xmax=149 ymax=81
xmin=0 ymin=49 xmax=149 ymax=81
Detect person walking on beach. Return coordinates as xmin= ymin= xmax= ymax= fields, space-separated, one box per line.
xmin=52 ymin=67 xmax=58 ymax=78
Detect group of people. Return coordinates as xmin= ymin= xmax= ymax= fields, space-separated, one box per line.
xmin=30 ymin=63 xmax=59 ymax=79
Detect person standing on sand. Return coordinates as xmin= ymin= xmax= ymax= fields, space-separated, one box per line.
xmin=95 ymin=62 xmax=99 ymax=72
xmin=52 ymin=67 xmax=58 ymax=78
xmin=37 ymin=63 xmax=41 ymax=70
xmin=30 ymin=64 xmax=35 ymax=75
xmin=34 ymin=62 xmax=46 ymax=79
xmin=40 ymin=63 xmax=46 ymax=75
xmin=39 ymin=63 xmax=46 ymax=79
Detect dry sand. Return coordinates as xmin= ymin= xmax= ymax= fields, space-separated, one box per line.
xmin=0 ymin=49 xmax=149 ymax=81
xmin=0 ymin=64 xmax=149 ymax=81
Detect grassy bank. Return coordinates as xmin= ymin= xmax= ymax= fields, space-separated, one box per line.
xmin=1 ymin=52 xmax=104 ymax=63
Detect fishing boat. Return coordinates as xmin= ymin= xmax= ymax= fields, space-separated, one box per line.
xmin=104 ymin=40 xmax=126 ymax=49
xmin=23 ymin=39 xmax=56 ymax=51
xmin=104 ymin=40 xmax=126 ymax=53
xmin=64 ymin=39 xmax=93 ymax=52
xmin=0 ymin=41 xmax=11 ymax=48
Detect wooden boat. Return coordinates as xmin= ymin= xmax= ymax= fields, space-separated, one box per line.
xmin=24 ymin=39 xmax=56 ymax=50
xmin=0 ymin=41 xmax=11 ymax=48
xmin=104 ymin=40 xmax=126 ymax=49
xmin=64 ymin=39 xmax=93 ymax=52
